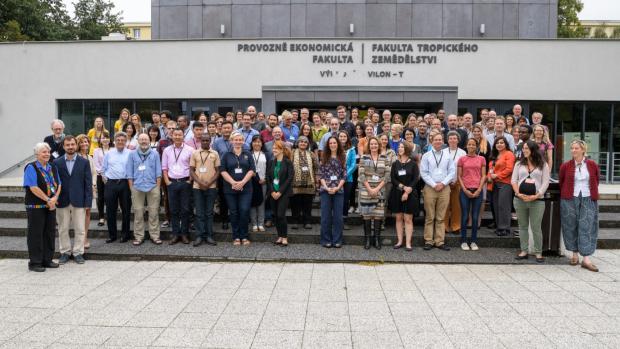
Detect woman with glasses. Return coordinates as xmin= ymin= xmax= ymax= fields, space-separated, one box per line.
xmin=559 ymin=140 xmax=601 ymax=272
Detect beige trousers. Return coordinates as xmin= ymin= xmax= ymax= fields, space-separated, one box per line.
xmin=131 ymin=187 xmax=161 ymax=241
xmin=423 ymin=185 xmax=451 ymax=246
xmin=57 ymin=205 xmax=86 ymax=256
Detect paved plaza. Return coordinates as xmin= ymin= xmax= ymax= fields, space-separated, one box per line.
xmin=0 ymin=251 xmax=619 ymax=349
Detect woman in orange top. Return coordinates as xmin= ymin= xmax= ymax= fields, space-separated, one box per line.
xmin=357 ymin=124 xmax=375 ymax=156
xmin=487 ymin=136 xmax=515 ymax=236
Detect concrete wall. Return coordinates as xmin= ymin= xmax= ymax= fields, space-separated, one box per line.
xmin=0 ymin=38 xmax=618 ymax=171
xmin=151 ymin=0 xmax=558 ymax=39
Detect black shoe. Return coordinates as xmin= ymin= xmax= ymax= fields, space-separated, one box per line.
xmin=487 ymin=222 xmax=496 ymax=229
xmin=105 ymin=238 xmax=117 ymax=243
xmin=222 ymin=222 xmax=229 ymax=230
xmin=43 ymin=261 xmax=59 ymax=268
xmin=515 ymin=253 xmax=529 ymax=260
xmin=119 ymin=237 xmax=129 ymax=243
xmin=181 ymin=235 xmax=190 ymax=244
xmin=193 ymin=237 xmax=204 ymax=247
xmin=291 ymin=224 xmax=299 ymax=230
xmin=205 ymin=237 xmax=217 ymax=246
xmin=29 ymin=265 xmax=45 ymax=272
xmin=304 ymin=224 xmax=312 ymax=229
xmin=363 ymin=220 xmax=372 ymax=250
xmin=169 ymin=236 xmax=181 ymax=245
xmin=97 ymin=220 xmax=105 ymax=227
xmin=435 ymin=244 xmax=450 ymax=251
xmin=536 ymin=257 xmax=545 ymax=263
xmin=514 ymin=230 xmax=520 ymax=237
xmin=423 ymin=244 xmax=433 ymax=251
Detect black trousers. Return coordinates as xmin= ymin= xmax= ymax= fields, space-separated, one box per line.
xmin=26 ymin=208 xmax=56 ymax=267
xmin=269 ymin=194 xmax=290 ymax=238
xmin=105 ymin=179 xmax=131 ymax=240
xmin=167 ymin=180 xmax=192 ymax=236
xmin=217 ymin=176 xmax=229 ymax=223
xmin=96 ymin=175 xmax=105 ymax=220
xmin=291 ymin=193 xmax=313 ymax=225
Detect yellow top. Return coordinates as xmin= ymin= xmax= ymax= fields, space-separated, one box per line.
xmin=86 ymin=128 xmax=104 ymax=156
xmin=114 ymin=119 xmax=125 ymax=133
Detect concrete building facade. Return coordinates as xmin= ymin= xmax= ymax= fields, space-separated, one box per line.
xmin=151 ymin=0 xmax=558 ymax=40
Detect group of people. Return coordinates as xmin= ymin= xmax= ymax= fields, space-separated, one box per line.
xmin=24 ymin=104 xmax=600 ymax=273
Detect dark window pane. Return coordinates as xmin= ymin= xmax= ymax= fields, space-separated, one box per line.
xmin=529 ymin=103 xmax=555 ymax=141
xmin=584 ymin=103 xmax=612 ymax=182
xmin=161 ymin=100 xmax=185 ymax=119
xmin=84 ymin=100 xmax=109 ymax=134
xmin=556 ymin=103 xmax=583 ymax=168
xmin=58 ymin=100 xmax=83 ymax=135
xmin=136 ymin=100 xmax=161 ymax=127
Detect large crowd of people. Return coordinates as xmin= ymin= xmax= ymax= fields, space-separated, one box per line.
xmin=24 ymin=105 xmax=600 ymax=272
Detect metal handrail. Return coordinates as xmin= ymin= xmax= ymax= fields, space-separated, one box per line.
xmin=0 ymin=155 xmax=36 ymax=178
xmin=612 ymin=152 xmax=620 ymax=184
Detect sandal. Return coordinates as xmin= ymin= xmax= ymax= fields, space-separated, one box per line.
xmin=570 ymin=256 xmax=579 ymax=266
xmin=242 ymin=239 xmax=251 ymax=246
xmin=97 ymin=219 xmax=105 ymax=227
xmin=132 ymin=240 xmax=143 ymax=246
xmin=151 ymin=238 xmax=162 ymax=245
xmin=581 ymin=262 xmax=599 ymax=272
xmin=233 ymin=239 xmax=241 ymax=246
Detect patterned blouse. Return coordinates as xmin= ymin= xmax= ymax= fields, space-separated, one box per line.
xmin=358 ymin=153 xmax=391 ymax=204
xmin=318 ymin=157 xmax=345 ymax=193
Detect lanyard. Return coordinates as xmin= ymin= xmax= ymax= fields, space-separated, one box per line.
xmin=139 ymin=152 xmax=149 ymax=165
xmin=36 ymin=164 xmax=57 ymax=196
xmin=449 ymin=148 xmax=458 ymax=161
xmin=192 ymin=139 xmax=198 ymax=150
xmin=371 ymin=155 xmax=379 ymax=173
xmin=199 ymin=150 xmax=211 ymax=166
xmin=252 ymin=151 xmax=261 ymax=165
xmin=432 ymin=151 xmax=443 ymax=167
xmin=173 ymin=145 xmax=184 ymax=164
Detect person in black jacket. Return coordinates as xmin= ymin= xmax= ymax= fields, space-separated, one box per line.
xmin=43 ymin=119 xmax=66 ymax=160
xmin=443 ymin=114 xmax=468 ymax=150
xmin=266 ymin=140 xmax=294 ymax=246
xmin=388 ymin=141 xmax=420 ymax=251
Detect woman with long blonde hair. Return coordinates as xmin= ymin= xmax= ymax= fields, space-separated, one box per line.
xmin=75 ymin=134 xmax=97 ymax=249
xmin=114 ymin=108 xmax=130 ymax=133
xmin=86 ymin=116 xmax=108 ymax=155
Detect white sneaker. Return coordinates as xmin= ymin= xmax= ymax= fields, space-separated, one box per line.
xmin=348 ymin=207 xmax=355 ymax=214
xmin=258 ymin=226 xmax=265 ymax=232
xmin=470 ymin=242 xmax=479 ymax=251
xmin=461 ymin=243 xmax=470 ymax=251
xmin=252 ymin=225 xmax=259 ymax=232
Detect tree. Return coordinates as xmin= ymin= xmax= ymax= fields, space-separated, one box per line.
xmin=557 ymin=0 xmax=587 ymax=38
xmin=592 ymin=27 xmax=608 ymax=39
xmin=0 ymin=0 xmax=74 ymax=41
xmin=611 ymin=27 xmax=620 ymax=39
xmin=72 ymin=0 xmax=124 ymax=40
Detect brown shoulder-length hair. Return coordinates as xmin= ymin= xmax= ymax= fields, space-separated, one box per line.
xmin=272 ymin=140 xmax=292 ymax=160
xmin=322 ymin=136 xmax=345 ymax=166
xmin=365 ymin=136 xmax=380 ymax=155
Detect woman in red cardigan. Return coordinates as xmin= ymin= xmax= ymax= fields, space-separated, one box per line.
xmin=559 ymin=139 xmax=600 ymax=272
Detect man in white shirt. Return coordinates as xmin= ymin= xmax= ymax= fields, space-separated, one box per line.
xmin=420 ymin=132 xmax=455 ymax=251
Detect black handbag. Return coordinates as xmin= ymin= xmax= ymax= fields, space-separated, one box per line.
xmin=251 ymin=175 xmax=264 ymax=207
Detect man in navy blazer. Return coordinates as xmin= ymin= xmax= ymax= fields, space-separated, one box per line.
xmin=53 ymin=135 xmax=93 ymax=265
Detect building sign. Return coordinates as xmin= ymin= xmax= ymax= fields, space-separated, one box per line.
xmin=237 ymin=41 xmax=479 ymax=79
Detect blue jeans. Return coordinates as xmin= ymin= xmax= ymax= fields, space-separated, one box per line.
xmin=193 ymin=188 xmax=217 ymax=239
xmin=320 ymin=191 xmax=344 ymax=245
xmin=167 ymin=180 xmax=191 ymax=237
xmin=459 ymin=190 xmax=483 ymax=243
xmin=225 ymin=191 xmax=252 ymax=240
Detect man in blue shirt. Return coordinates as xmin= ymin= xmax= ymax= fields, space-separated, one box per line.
xmin=102 ymin=132 xmax=131 ymax=243
xmin=54 ymin=135 xmax=92 ymax=265
xmin=238 ymin=113 xmax=259 ymax=150
xmin=420 ymin=132 xmax=456 ymax=251
xmin=280 ymin=110 xmax=299 ymax=143
xmin=127 ymin=133 xmax=162 ymax=245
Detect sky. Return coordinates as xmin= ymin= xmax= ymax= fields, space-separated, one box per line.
xmin=62 ymin=0 xmax=620 ymax=22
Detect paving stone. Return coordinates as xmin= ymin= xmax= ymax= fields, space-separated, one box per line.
xmin=251 ymin=330 xmax=303 ymax=349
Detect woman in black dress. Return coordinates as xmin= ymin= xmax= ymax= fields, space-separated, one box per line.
xmin=388 ymin=141 xmax=420 ymax=251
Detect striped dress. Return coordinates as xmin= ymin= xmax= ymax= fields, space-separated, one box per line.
xmin=358 ymin=154 xmax=391 ymax=218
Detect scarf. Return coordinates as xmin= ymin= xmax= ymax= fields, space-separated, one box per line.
xmin=293 ymin=149 xmax=314 ymax=189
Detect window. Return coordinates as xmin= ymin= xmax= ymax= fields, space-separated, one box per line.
xmin=133 ymin=28 xmax=141 ymax=39
xmin=161 ymin=100 xmax=185 ymax=118
xmin=556 ymin=103 xmax=583 ymax=167
xmin=84 ymin=100 xmax=109 ymax=134
xmin=58 ymin=100 xmax=83 ymax=136
xmin=585 ymin=103 xmax=612 ymax=153
xmin=136 ymin=100 xmax=161 ymax=128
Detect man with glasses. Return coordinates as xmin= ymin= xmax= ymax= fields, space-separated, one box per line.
xmin=44 ymin=119 xmax=66 ymax=160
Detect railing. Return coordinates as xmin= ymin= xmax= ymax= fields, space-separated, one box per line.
xmin=587 ymin=152 xmax=620 ymax=184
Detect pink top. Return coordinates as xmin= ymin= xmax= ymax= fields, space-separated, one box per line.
xmin=93 ymin=148 xmax=108 ymax=174
xmin=162 ymin=144 xmax=194 ymax=179
xmin=458 ymin=155 xmax=486 ymax=189
xmin=184 ymin=138 xmax=200 ymax=151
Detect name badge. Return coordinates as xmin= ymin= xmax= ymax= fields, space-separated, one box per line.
xmin=289 ymin=136 xmax=295 ymax=141
xmin=138 ymin=165 xmax=146 ymax=171
xmin=52 ymin=151 xmax=59 ymax=158
xmin=398 ymin=170 xmax=406 ymax=176
xmin=273 ymin=179 xmax=280 ymax=185
xmin=199 ymin=167 xmax=207 ymax=173
xmin=172 ymin=164 xmax=181 ymax=172
xmin=301 ymin=166 xmax=309 ymax=172
xmin=330 ymin=175 xmax=337 ymax=181
xmin=525 ymin=178 xmax=536 ymax=184
xmin=372 ymin=175 xmax=380 ymax=181
xmin=234 ymin=168 xmax=243 ymax=174
xmin=355 ymin=155 xmax=360 ymax=160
